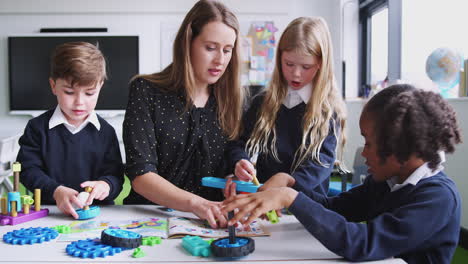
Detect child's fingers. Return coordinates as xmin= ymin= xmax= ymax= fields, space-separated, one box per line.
xmin=64 ymin=200 xmax=79 ymax=219
xmin=276 ymin=209 xmax=283 ymax=217
xmin=80 ymin=181 xmax=95 ymax=188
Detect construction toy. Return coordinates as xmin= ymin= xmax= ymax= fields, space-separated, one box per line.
xmin=201 ymin=179 xmax=256 ymax=258
xmin=132 ymin=247 xmax=146 ymax=258
xmin=142 ymin=236 xmax=162 ymax=246
xmin=0 ymin=162 xmax=49 ymax=225
xmin=76 ymin=206 xmax=100 ymax=220
xmin=101 ymin=229 xmax=142 ymax=248
xmin=202 ymin=177 xmax=261 ymax=193
xmin=3 ymin=227 xmax=58 ymax=245
xmin=75 ymin=187 xmax=100 ymax=220
xmin=51 ymin=225 xmax=71 ymax=234
xmin=265 ymin=210 xmax=279 ymax=224
xmin=182 ymin=235 xmax=211 ymax=257
xmin=66 ymin=238 xmax=125 ymax=258
xmin=211 ymin=236 xmax=255 ymax=258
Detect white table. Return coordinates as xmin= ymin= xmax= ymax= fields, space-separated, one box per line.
xmin=0 ymin=205 xmax=406 ymax=263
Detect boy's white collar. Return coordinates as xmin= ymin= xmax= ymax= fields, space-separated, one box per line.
xmin=49 ymin=105 xmax=100 ymax=133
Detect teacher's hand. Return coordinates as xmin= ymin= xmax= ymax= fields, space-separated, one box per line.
xmin=190 ymin=197 xmax=227 ymax=229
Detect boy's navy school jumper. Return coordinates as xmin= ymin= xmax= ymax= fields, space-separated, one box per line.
xmin=288 ymin=171 xmax=460 ymax=264
xmin=227 ymin=93 xmax=337 ymax=196
xmin=17 ymin=109 xmax=124 ymax=205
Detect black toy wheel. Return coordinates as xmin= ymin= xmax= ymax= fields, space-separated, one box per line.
xmin=211 ymin=237 xmax=255 ymax=258
xmin=100 ymin=229 xmax=142 ymax=248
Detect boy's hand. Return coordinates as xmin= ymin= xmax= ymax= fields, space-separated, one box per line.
xmin=53 ymin=186 xmax=82 ymax=219
xmin=222 ymin=187 xmax=298 ymax=226
xmin=234 ymin=159 xmax=256 ymax=182
xmin=80 ymin=180 xmax=110 ymax=205
xmin=189 ymin=197 xmax=227 ymax=229
xmin=259 ymin=172 xmax=295 ymax=191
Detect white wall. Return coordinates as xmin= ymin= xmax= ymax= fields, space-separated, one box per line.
xmin=0 ymin=0 xmax=345 ymax=138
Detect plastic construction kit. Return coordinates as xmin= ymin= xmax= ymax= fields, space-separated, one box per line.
xmin=0 ymin=162 xmax=49 ymax=225
xmin=182 ymin=235 xmax=211 ymax=257
xmin=76 ymin=205 xmax=100 ymax=220
xmin=66 ymin=238 xmax=125 ymax=259
xmin=211 ymin=237 xmax=255 ymax=258
xmin=201 ymin=177 xmax=261 ymax=193
xmin=101 ymin=229 xmax=142 ymax=248
xmin=3 ymin=227 xmax=58 ymax=245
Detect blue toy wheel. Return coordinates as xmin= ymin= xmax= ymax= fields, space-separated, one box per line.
xmin=3 ymin=227 xmax=58 ymax=245
xmin=66 ymin=238 xmax=124 ymax=258
xmin=76 ymin=206 xmax=100 ymax=220
xmin=211 ymin=237 xmax=255 ymax=258
xmin=101 ymin=229 xmax=142 ymax=248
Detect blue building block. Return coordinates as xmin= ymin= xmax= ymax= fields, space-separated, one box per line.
xmin=201 ymin=177 xmax=261 ymax=193
xmin=182 ymin=235 xmax=211 ymax=257
xmin=3 ymin=227 xmax=58 ymax=245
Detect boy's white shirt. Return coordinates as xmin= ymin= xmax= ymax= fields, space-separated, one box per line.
xmin=49 ymin=105 xmax=101 ymax=134
xmin=386 ymin=151 xmax=446 ymax=192
xmin=283 ymin=83 xmax=312 ymax=109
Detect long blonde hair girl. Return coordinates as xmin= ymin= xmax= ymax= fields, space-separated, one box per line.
xmin=135 ymin=0 xmax=245 ymax=140
xmin=246 ymin=17 xmax=347 ymax=172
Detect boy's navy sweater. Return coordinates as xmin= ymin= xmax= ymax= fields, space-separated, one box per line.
xmin=227 ymin=94 xmax=337 ymax=196
xmin=17 ymin=109 xmax=124 ymax=205
xmin=289 ymin=172 xmax=461 ymax=264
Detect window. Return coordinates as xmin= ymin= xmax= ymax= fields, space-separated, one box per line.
xmin=359 ymin=0 xmax=401 ymax=97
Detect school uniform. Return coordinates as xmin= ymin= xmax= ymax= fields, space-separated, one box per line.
xmin=288 ymin=161 xmax=461 ymax=264
xmin=17 ymin=106 xmax=124 ymax=205
xmin=227 ymin=84 xmax=337 ymax=196
xmin=123 ymin=78 xmax=228 ymax=204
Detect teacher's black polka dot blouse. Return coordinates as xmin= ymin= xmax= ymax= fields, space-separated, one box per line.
xmin=123 ymin=78 xmax=228 ymax=204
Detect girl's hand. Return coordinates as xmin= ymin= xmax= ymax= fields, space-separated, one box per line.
xmin=80 ymin=180 xmax=111 ymax=205
xmin=190 ymin=197 xmax=227 ymax=229
xmin=222 ymin=187 xmax=298 ymax=226
xmin=259 ymin=172 xmax=295 ymax=191
xmin=234 ymin=159 xmax=256 ymax=181
xmin=53 ymin=186 xmax=82 ymax=219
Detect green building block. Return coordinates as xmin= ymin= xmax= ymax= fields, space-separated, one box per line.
xmin=266 ymin=210 xmax=279 ymax=224
xmin=132 ymin=247 xmax=146 ymax=258
xmin=142 ymin=236 xmax=162 ymax=246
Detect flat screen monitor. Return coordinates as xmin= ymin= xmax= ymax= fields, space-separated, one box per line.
xmin=8 ymin=35 xmax=139 ymax=116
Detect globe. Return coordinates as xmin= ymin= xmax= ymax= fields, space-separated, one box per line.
xmin=425 ymin=47 xmax=463 ymax=98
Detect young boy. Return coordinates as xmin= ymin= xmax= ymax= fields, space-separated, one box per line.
xmin=17 ymin=42 xmax=124 ymax=219
xmin=223 ymin=84 xmax=462 ymax=264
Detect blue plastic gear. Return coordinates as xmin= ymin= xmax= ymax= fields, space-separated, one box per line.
xmin=76 ymin=205 xmax=100 ymax=220
xmin=3 ymin=227 xmax=58 ymax=245
xmin=101 ymin=229 xmax=142 ymax=248
xmin=66 ymin=238 xmax=125 ymax=258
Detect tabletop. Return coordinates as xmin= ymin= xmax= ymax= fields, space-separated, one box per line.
xmin=0 ymin=205 xmax=406 ymax=263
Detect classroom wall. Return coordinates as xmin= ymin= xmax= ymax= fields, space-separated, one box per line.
xmin=344 ymin=99 xmax=468 ymax=229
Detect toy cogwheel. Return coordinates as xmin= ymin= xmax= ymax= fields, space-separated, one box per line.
xmin=211 ymin=237 xmax=255 ymax=258
xmin=3 ymin=227 xmax=58 ymax=245
xmin=101 ymin=229 xmax=142 ymax=248
xmin=66 ymin=238 xmax=124 ymax=258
